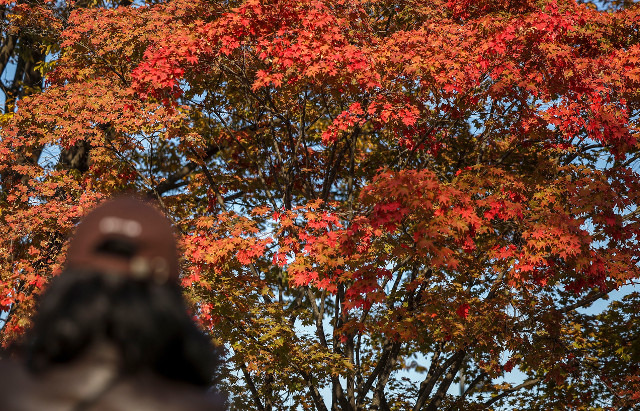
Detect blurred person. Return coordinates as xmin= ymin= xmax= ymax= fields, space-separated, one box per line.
xmin=0 ymin=196 xmax=225 ymax=410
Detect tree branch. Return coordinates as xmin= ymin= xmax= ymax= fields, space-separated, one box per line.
xmin=424 ymin=352 xmax=465 ymax=411
xmin=240 ymin=363 xmax=266 ymax=411
xmin=372 ymin=342 xmax=401 ymax=411
xmin=357 ymin=340 xmax=401 ymax=404
xmin=298 ymin=370 xmax=329 ymax=411
xmin=331 ymin=376 xmax=354 ymax=411
xmin=146 ymin=147 xmax=219 ymax=197
xmin=0 ymin=34 xmax=16 ymax=89
xmin=558 ymin=289 xmax=610 ymax=314
xmin=482 ymin=378 xmax=541 ymax=408
xmin=306 ymin=287 xmax=329 ymax=348
xmin=413 ymin=349 xmax=465 ymax=411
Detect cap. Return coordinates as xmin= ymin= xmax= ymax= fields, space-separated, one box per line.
xmin=65 ymin=196 xmax=180 ymax=284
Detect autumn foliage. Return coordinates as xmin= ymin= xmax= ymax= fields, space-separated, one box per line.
xmin=1 ymin=0 xmax=640 ymax=408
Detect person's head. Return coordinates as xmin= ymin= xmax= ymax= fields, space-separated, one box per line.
xmin=65 ymin=195 xmax=181 ymax=284
xmin=22 ymin=196 xmax=219 ymax=387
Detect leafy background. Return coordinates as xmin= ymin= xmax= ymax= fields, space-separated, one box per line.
xmin=1 ymin=0 xmax=640 ymax=409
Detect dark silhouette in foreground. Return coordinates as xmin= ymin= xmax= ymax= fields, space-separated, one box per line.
xmin=0 ymin=197 xmax=225 ymax=410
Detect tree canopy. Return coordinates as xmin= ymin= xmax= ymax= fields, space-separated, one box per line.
xmin=1 ymin=0 xmax=640 ymax=409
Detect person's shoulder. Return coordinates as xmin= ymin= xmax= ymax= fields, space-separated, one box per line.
xmin=0 ymin=357 xmax=45 ymax=411
xmin=0 ymin=357 xmax=30 ymax=392
xmin=0 ymin=356 xmax=23 ymax=379
xmin=103 ymin=372 xmax=227 ymax=411
xmin=0 ymin=356 xmax=226 ymax=411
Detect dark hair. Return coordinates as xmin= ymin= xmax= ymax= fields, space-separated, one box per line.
xmin=22 ymin=269 xmax=219 ymax=387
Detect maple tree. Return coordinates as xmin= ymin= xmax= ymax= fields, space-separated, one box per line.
xmin=1 ymin=0 xmax=640 ymax=408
